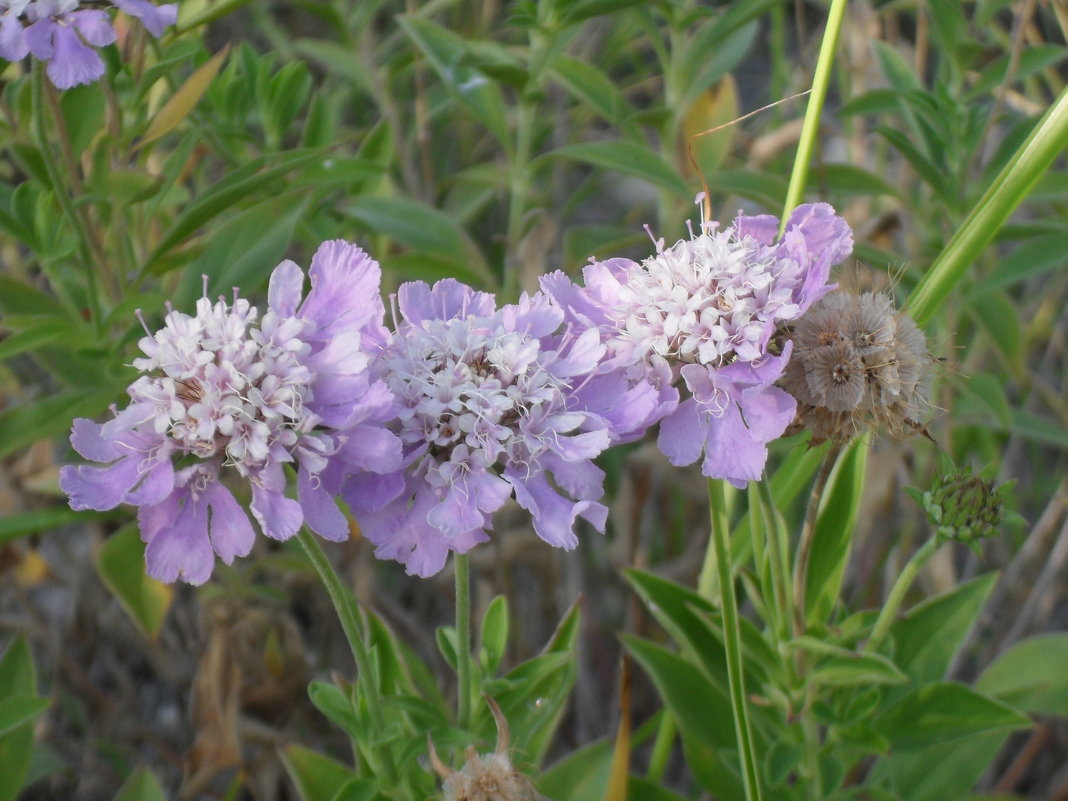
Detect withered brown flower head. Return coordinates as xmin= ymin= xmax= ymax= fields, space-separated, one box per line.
xmin=781 ymin=291 xmax=934 ymax=444
xmin=428 ymin=697 xmax=540 ymax=801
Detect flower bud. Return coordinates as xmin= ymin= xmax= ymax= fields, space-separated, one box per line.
xmin=913 ymin=463 xmax=1016 ymax=550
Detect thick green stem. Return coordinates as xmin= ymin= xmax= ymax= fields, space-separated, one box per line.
xmin=780 ymin=0 xmax=849 ymax=228
xmin=454 ymin=552 xmax=473 ymax=730
xmin=706 ymin=479 xmax=764 ymax=801
xmin=866 ymin=537 xmax=940 ymax=653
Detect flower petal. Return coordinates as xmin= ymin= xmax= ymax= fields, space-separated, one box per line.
xmin=268 ymin=258 xmax=304 ymax=318
xmin=203 ymin=482 xmax=255 ymax=564
xmin=251 ymin=485 xmax=303 ymax=541
xmin=298 ymin=467 xmax=349 ymax=542
xmin=143 ymin=491 xmax=215 ymax=585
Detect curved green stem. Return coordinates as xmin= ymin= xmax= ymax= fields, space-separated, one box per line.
xmin=706 ymin=479 xmax=763 ymax=801
xmin=296 ymin=529 xmax=397 ymax=786
xmin=866 ymin=536 xmax=940 ymax=653
xmin=780 ymin=0 xmax=849 ymax=228
xmin=792 ymin=444 xmax=840 ymax=636
xmin=454 ymin=552 xmax=474 ymax=730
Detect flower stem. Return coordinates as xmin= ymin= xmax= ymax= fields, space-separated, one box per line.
xmin=31 ymin=64 xmax=103 ymax=331
xmin=779 ymin=0 xmax=849 ymax=229
xmin=454 ymin=551 xmax=474 ymax=730
xmin=792 ymin=444 xmax=840 ymax=636
xmin=866 ymin=536 xmax=940 ymax=653
xmin=706 ymin=478 xmax=764 ymax=801
xmin=755 ymin=479 xmax=793 ymax=643
xmin=296 ymin=529 xmax=397 ymax=785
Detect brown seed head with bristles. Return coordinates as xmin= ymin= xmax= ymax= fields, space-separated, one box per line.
xmin=427 ymin=696 xmax=540 ymax=801
xmin=781 ymin=291 xmax=935 ymax=444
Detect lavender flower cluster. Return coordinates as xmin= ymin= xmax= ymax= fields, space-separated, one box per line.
xmin=62 ymin=204 xmax=856 ymax=584
xmin=0 ymin=0 xmax=177 ymax=88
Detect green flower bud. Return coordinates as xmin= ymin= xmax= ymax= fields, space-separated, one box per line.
xmin=915 ymin=462 xmax=1015 ymax=549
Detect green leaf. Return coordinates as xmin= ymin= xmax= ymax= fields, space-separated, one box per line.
xmin=0 ymin=508 xmax=104 ymax=546
xmin=622 ymin=636 xmax=744 ymax=800
xmin=0 ymin=276 xmax=66 ymax=318
xmin=307 ymin=680 xmax=361 ymax=739
xmin=293 ymin=40 xmax=371 ymax=93
xmin=141 ymin=45 xmax=231 ymax=147
xmin=96 ymin=525 xmax=173 ymax=639
xmin=676 ymin=20 xmax=759 ymax=112
xmin=907 ymin=85 xmax=1068 ymax=326
xmin=0 ymin=320 xmax=72 ymax=361
xmin=1008 ymin=407 xmax=1068 ymax=450
xmin=814 ymin=163 xmax=901 ymax=199
xmin=0 ymin=696 xmax=48 ymax=739
xmin=707 ymin=168 xmax=788 ymax=212
xmin=59 ymin=84 xmax=105 ymax=158
xmin=873 ymin=682 xmax=1030 ymax=753
xmin=538 ymin=739 xmax=613 ymax=801
xmin=480 ymin=595 xmax=509 ymax=675
xmin=549 ymin=54 xmax=629 ymax=125
xmin=0 ymin=388 xmax=119 ymax=461
xmin=977 ymin=634 xmax=1068 ymax=717
xmin=557 ymin=0 xmax=648 ymax=25
xmin=968 ymin=229 xmax=1068 ymax=296
xmin=344 ymin=195 xmax=492 ymax=284
xmin=968 ymin=290 xmax=1022 ymax=371
xmin=969 ymin=45 xmax=1067 ymax=98
xmin=873 ymin=40 xmax=923 ymax=93
xmin=837 ymin=88 xmax=901 ymax=117
xmin=888 ymin=573 xmax=997 ymax=686
xmin=959 ymin=372 xmax=1011 ymax=428
xmin=145 ymin=149 xmax=322 ymax=269
xmin=868 ymin=730 xmax=1011 ymax=801
xmin=280 ymin=744 xmax=357 ymax=801
xmin=545 ymin=141 xmax=689 ymax=197
xmin=787 ymin=639 xmax=907 ymax=687
xmin=112 ymin=766 xmax=167 ymax=801
xmin=0 ymin=637 xmax=37 ymax=801
xmin=397 ymin=15 xmax=510 ymax=146
xmin=484 ymin=601 xmax=581 ymax=764
xmin=875 ymin=125 xmax=948 ymax=200
xmin=805 ymin=440 xmax=868 ymax=625
xmin=175 ymin=194 xmax=308 ymax=305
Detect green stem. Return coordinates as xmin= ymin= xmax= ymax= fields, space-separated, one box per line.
xmin=706 ymin=479 xmax=764 ymax=801
xmin=755 ymin=479 xmax=792 ymax=643
xmin=296 ymin=529 xmax=397 ymax=785
xmin=866 ymin=536 xmax=940 ymax=653
xmin=906 ymin=83 xmax=1068 ymax=327
xmin=645 ymin=711 xmax=677 ymax=783
xmin=780 ymin=0 xmax=849 ymax=228
xmin=792 ymin=444 xmax=840 ymax=637
xmin=454 ymin=552 xmax=473 ymax=730
xmin=31 ymin=64 xmax=102 ymax=330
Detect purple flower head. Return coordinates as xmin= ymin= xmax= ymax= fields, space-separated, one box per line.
xmin=61 ymin=240 xmax=401 ymax=585
xmin=555 ymin=203 xmax=852 ymax=487
xmin=343 ymin=278 xmax=615 ymax=578
xmin=5 ymin=0 xmax=177 ymax=89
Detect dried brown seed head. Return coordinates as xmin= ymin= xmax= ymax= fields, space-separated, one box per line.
xmin=782 ymin=290 xmax=935 ymax=444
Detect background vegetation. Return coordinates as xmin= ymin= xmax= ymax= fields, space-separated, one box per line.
xmin=0 ymin=0 xmax=1066 ymax=799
